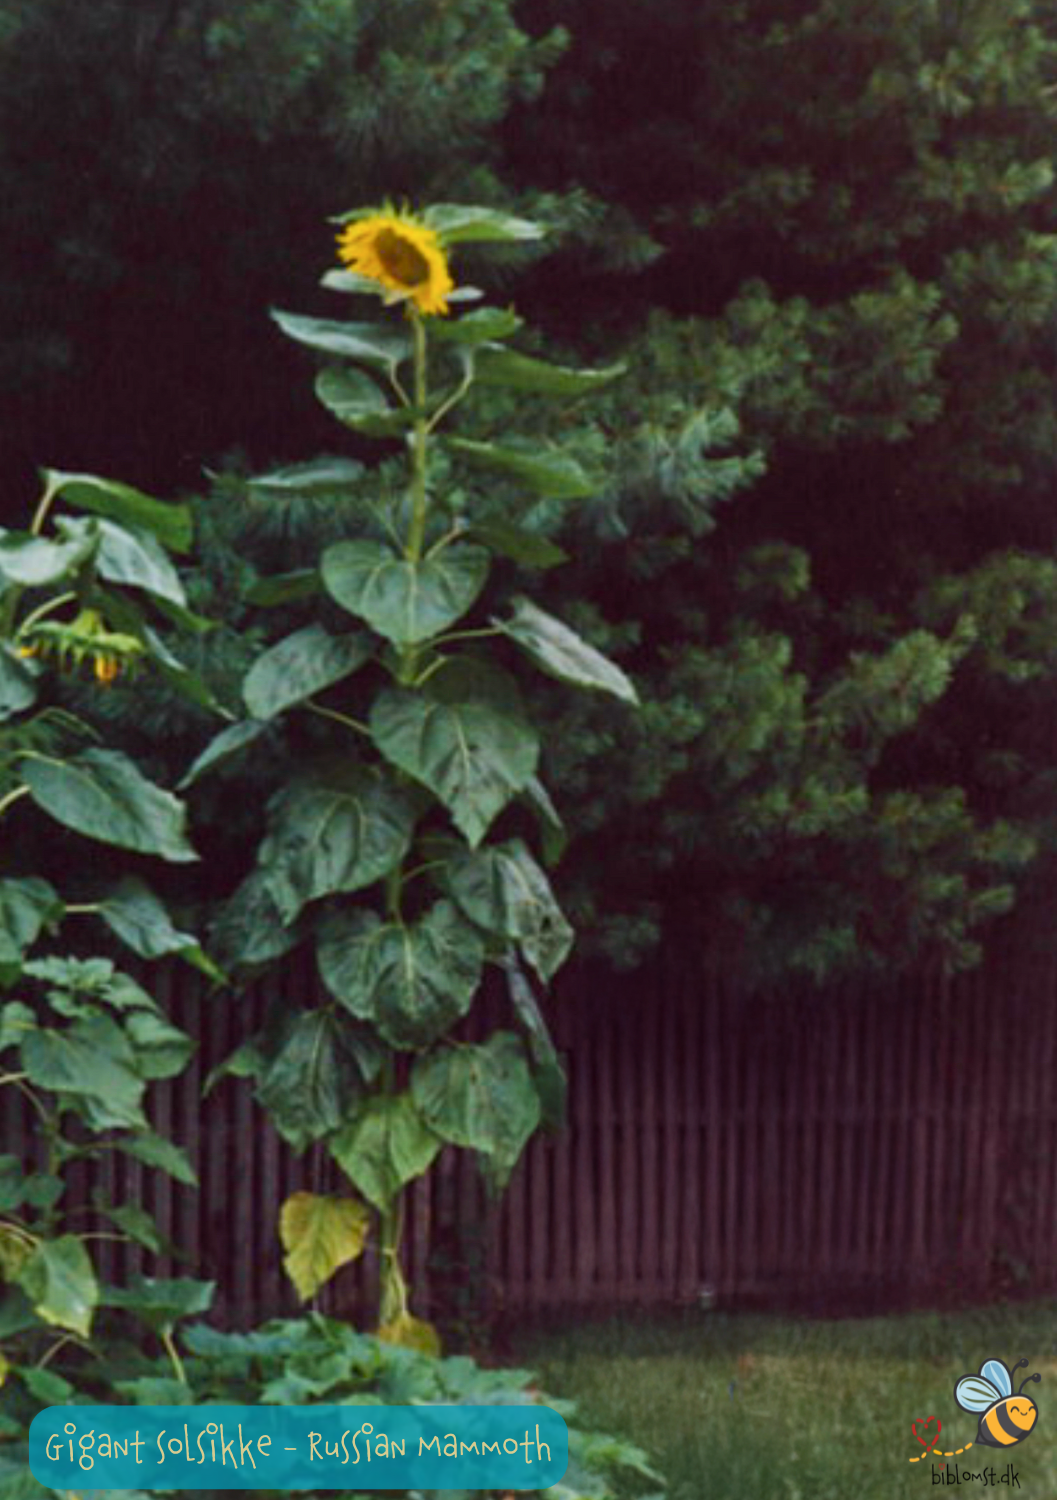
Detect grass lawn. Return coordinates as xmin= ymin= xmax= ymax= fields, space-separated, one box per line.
xmin=510 ymin=1302 xmax=1057 ymax=1500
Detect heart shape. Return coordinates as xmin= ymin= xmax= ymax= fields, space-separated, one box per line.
xmin=912 ymin=1416 xmax=941 ymax=1449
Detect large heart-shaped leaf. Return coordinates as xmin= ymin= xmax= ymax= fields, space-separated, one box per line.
xmin=317 ymin=900 xmax=484 ymax=1048
xmin=279 ymin=1191 xmax=370 ymax=1302
xmin=328 ymin=1093 xmax=442 ymax=1211
xmin=260 ymin=764 xmax=416 ymax=922
xmin=21 ymin=748 xmax=197 ymax=862
xmin=494 ymin=596 xmax=639 ymax=704
xmin=243 ymin=624 xmax=372 ymax=720
xmin=445 ymin=839 xmax=573 ymax=981
xmin=255 ymin=1010 xmax=370 ymax=1152
xmin=411 ymin=1031 xmax=540 ymax=1189
xmin=17 ymin=1236 xmax=98 ymax=1338
xmin=42 ymin=470 xmax=193 ymax=553
xmin=370 ymin=663 xmax=538 ymax=847
xmin=321 ymin=539 xmax=488 ymax=646
xmin=0 ymin=646 xmax=42 ymax=721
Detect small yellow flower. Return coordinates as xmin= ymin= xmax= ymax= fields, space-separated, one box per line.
xmin=94 ymin=654 xmax=120 ymax=686
xmin=336 ymin=210 xmax=454 ymax=316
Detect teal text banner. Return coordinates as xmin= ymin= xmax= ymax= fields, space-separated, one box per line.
xmin=29 ymin=1404 xmax=569 ymax=1490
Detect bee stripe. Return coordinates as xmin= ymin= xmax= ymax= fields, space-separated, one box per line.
xmin=984 ymin=1404 xmax=1026 ymax=1445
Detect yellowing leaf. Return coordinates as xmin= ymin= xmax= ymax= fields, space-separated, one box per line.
xmin=376 ymin=1309 xmax=442 ymax=1357
xmin=0 ymin=1225 xmax=32 ymax=1281
xmin=0 ymin=1350 xmax=8 ymax=1387
xmin=278 ymin=1191 xmax=369 ymax=1302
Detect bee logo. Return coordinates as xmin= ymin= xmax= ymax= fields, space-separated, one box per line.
xmin=955 ymin=1357 xmax=1041 ymax=1449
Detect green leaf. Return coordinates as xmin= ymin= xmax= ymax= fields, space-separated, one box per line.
xmin=329 ymin=1092 xmax=442 ymax=1212
xmin=123 ymin=1009 xmax=194 ymax=1080
xmin=97 ymin=875 xmax=221 ymax=979
xmin=321 ymin=538 xmax=489 ymax=646
xmin=501 ymin=953 xmax=567 ymax=1131
xmin=473 ymin=347 xmax=626 ymax=396
xmin=0 ymin=878 xmax=63 ymax=969
xmin=0 ymin=528 xmax=96 ymax=587
xmin=0 ymin=1158 xmax=23 ymax=1212
xmin=0 ymin=645 xmax=42 ymax=721
xmin=411 ymin=1031 xmax=541 ymax=1188
xmin=270 ymin=310 xmax=412 ymax=375
xmin=42 ymin=470 xmax=193 ymax=553
xmin=260 ymin=764 xmax=417 ymax=923
xmin=177 ymin=719 xmax=272 ymax=791
xmin=243 ymin=624 xmax=372 ymax=720
xmin=0 ymin=1454 xmax=50 ymax=1500
xmin=370 ymin=661 xmax=539 ymax=847
xmin=279 ymin=1191 xmax=370 ymax=1302
xmin=113 ymin=1376 xmax=194 ymax=1405
xmin=422 ymin=204 xmax=545 ymax=244
xmin=446 ymin=839 xmax=573 ymax=982
xmin=246 ymin=457 xmax=365 ymax=497
xmin=55 ymin=515 xmax=186 ymax=605
xmin=316 ymin=899 xmax=484 ymax=1049
xmin=244 ymin=568 xmax=323 ymax=607
xmin=494 ymin=596 xmax=639 ymax=704
xmin=430 ymin=307 xmax=524 ymax=344
xmin=21 ymin=1016 xmax=147 ymax=1129
xmin=522 ymin=775 xmax=568 ymax=867
xmin=255 ymin=1009 xmax=370 ymax=1152
xmin=90 ymin=1193 xmax=166 ymax=1253
xmin=21 ymin=748 xmax=198 ymax=862
xmin=444 ymin=437 xmax=598 ymax=498
xmin=21 ymin=1174 xmax=63 ymax=1210
xmin=16 ymin=1366 xmax=74 ymax=1405
xmin=463 ymin=519 xmax=568 ymax=569
xmin=110 ymin=1131 xmax=198 ymax=1187
xmin=209 ymin=869 xmax=301 ymax=971
xmin=0 ymin=1003 xmax=35 ymax=1053
xmin=104 ymin=1274 xmax=214 ymax=1331
xmin=17 ymin=1236 xmax=98 ymax=1338
xmin=315 ymin=367 xmax=416 ymax=437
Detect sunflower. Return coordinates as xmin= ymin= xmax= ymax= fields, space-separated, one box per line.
xmin=336 ymin=210 xmax=454 ymax=316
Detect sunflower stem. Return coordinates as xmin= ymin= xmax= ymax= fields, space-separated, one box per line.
xmin=406 ymin=313 xmax=429 ymax=565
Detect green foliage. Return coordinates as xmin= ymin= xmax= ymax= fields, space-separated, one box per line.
xmin=0 ymin=1306 xmax=664 ymax=1500
xmin=170 ymin=205 xmax=638 ymax=1332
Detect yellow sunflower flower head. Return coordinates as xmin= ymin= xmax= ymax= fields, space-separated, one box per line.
xmin=336 ymin=207 xmax=454 ymax=317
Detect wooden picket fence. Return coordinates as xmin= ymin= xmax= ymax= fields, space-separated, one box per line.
xmin=8 ymin=925 xmax=1057 ymax=1327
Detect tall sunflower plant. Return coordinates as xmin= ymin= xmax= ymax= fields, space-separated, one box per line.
xmin=0 ymin=475 xmax=221 ymax=1387
xmin=194 ymin=203 xmax=637 ymax=1347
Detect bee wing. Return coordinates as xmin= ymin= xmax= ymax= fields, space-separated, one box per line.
xmin=981 ymin=1360 xmax=1013 ymax=1397
xmin=956 ymin=1375 xmax=1001 ymax=1412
